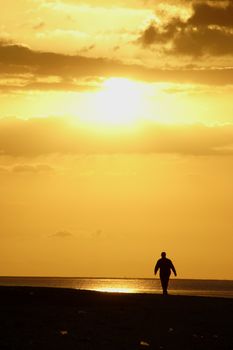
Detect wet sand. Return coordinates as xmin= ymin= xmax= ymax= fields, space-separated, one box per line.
xmin=0 ymin=286 xmax=232 ymax=349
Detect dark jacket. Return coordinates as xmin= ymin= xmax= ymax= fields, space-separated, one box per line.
xmin=154 ymin=257 xmax=176 ymax=277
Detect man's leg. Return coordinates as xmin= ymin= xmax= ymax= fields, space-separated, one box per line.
xmin=161 ymin=275 xmax=169 ymax=295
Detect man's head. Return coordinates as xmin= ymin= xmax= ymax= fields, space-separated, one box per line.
xmin=161 ymin=252 xmax=166 ymax=258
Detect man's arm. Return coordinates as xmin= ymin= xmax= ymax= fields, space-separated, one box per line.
xmin=170 ymin=261 xmax=177 ymax=276
xmin=154 ymin=260 xmax=160 ymax=275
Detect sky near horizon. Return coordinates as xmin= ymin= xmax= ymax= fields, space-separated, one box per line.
xmin=1 ymin=0 xmax=233 ymax=279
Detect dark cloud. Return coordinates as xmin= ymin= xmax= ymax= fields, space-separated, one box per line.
xmin=1 ymin=42 xmax=233 ymax=87
xmin=0 ymin=42 xmax=106 ymax=76
xmin=79 ymin=44 xmax=95 ymax=53
xmin=0 ymin=42 xmax=146 ymax=87
xmin=0 ymin=116 xmax=233 ymax=157
xmin=189 ymin=2 xmax=233 ymax=27
xmin=139 ymin=1 xmax=233 ymax=56
xmin=171 ymin=24 xmax=233 ymax=56
xmin=139 ymin=18 xmax=183 ymax=46
xmin=0 ymin=42 xmax=159 ymax=81
xmin=139 ymin=24 xmax=163 ymax=46
xmin=0 ymin=42 xmax=147 ymax=87
xmin=0 ymin=82 xmax=99 ymax=93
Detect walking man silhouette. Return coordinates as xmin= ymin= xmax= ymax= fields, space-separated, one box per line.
xmin=154 ymin=252 xmax=177 ymax=295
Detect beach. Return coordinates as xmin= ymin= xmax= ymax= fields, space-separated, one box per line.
xmin=0 ymin=286 xmax=232 ymax=350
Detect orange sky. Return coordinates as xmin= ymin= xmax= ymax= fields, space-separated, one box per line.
xmin=0 ymin=0 xmax=233 ymax=279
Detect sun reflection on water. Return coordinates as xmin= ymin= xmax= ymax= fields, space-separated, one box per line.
xmin=91 ymin=287 xmax=138 ymax=293
xmin=74 ymin=278 xmax=160 ymax=294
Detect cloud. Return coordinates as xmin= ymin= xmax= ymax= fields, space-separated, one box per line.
xmin=172 ymin=23 xmax=233 ymax=57
xmin=1 ymin=41 xmax=233 ymax=88
xmin=49 ymin=229 xmax=104 ymax=240
xmin=49 ymin=0 xmax=186 ymax=10
xmin=0 ymin=42 xmax=105 ymax=77
xmin=33 ymin=21 xmax=46 ymax=30
xmin=1 ymin=116 xmax=233 ymax=156
xmin=93 ymin=229 xmax=103 ymax=238
xmin=0 ymin=162 xmax=54 ymax=174
xmin=79 ymin=44 xmax=95 ymax=54
xmin=189 ymin=2 xmax=233 ymax=27
xmin=138 ymin=1 xmax=233 ymax=56
xmin=0 ymin=82 xmax=98 ymax=93
xmin=139 ymin=24 xmax=169 ymax=46
xmin=50 ymin=231 xmax=73 ymax=238
xmin=45 ymin=0 xmax=156 ymax=9
xmin=12 ymin=164 xmax=54 ymax=173
xmin=0 ymin=42 xmax=143 ymax=89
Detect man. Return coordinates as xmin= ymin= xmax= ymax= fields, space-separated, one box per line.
xmin=154 ymin=252 xmax=177 ymax=295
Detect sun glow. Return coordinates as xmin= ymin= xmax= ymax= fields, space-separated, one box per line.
xmin=80 ymin=78 xmax=148 ymax=127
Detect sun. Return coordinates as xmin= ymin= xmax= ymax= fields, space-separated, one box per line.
xmin=80 ymin=78 xmax=147 ymax=127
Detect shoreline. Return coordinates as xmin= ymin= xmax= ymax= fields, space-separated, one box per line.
xmin=0 ymin=286 xmax=232 ymax=349
xmin=1 ymin=277 xmax=232 ymax=299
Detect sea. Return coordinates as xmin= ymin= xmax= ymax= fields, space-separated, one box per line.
xmin=0 ymin=277 xmax=232 ymax=298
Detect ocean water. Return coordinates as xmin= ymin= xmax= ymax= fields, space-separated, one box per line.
xmin=0 ymin=277 xmax=232 ymax=298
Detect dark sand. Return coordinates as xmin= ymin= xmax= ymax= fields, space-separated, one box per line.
xmin=0 ymin=286 xmax=232 ymax=350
